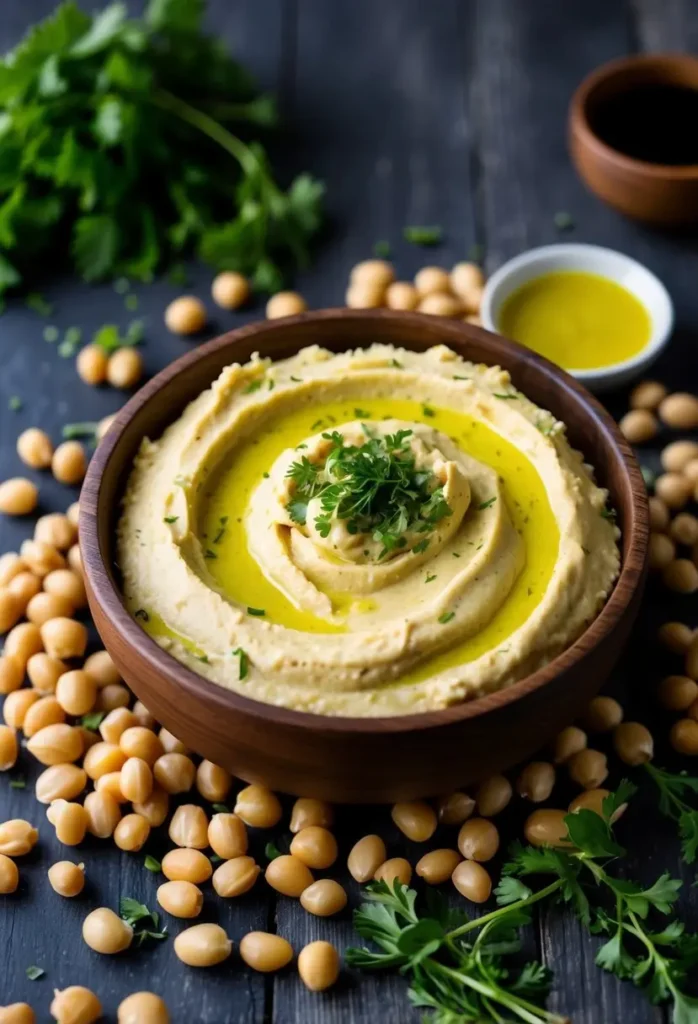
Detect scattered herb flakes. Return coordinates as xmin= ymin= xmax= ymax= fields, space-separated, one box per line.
xmin=477 ymin=496 xmax=497 ymax=510
xmin=144 ymin=854 xmax=162 ymax=873
xmin=412 ymin=539 xmax=430 ymax=555
xmin=438 ymin=611 xmax=455 ymax=624
xmin=265 ymin=841 xmax=282 ymax=860
xmin=554 ymin=210 xmax=575 ymax=231
xmin=164 ymin=515 xmax=179 ymax=524
xmin=26 ymin=966 xmax=44 ymax=981
xmin=390 ymin=358 xmax=403 ymax=368
xmin=467 ymin=242 xmax=484 ymax=263
xmin=203 ymin=548 xmax=217 ymax=560
xmin=63 ymin=326 xmax=82 ymax=347
xmin=247 ymin=607 xmax=266 ymax=616
xmin=125 ymin=293 xmax=139 ymax=312
xmin=120 ymin=898 xmax=167 ymax=946
xmin=493 ymin=392 xmax=518 ymax=400
xmin=244 ymin=379 xmax=263 ymax=394
xmin=311 ymin=419 xmax=324 ymax=430
xmin=80 ymin=711 xmax=106 ymax=730
xmin=422 ymin=405 xmax=435 ymax=417
xmin=267 ymin=378 xmax=275 ymax=391
xmin=212 ymin=803 xmax=229 ymax=814
xmin=210 ymin=853 xmax=223 ymax=864
xmin=233 ymin=647 xmax=248 ymax=680
xmin=290 ymin=375 xmax=303 ymax=383
xmin=373 ymin=240 xmax=391 ymax=259
xmin=452 ymin=551 xmax=461 ymax=558
xmin=43 ymin=325 xmax=59 ymax=343
xmin=403 ymin=225 xmax=443 ymax=246
xmin=641 ymin=466 xmax=656 ymax=490
xmin=453 ymin=374 xmax=470 ymax=380
xmin=354 ymin=407 xmax=372 ymax=418
xmin=134 ymin=608 xmax=150 ymax=622
xmin=424 ymin=572 xmax=437 ymax=583
xmin=114 ymin=277 xmax=131 ymax=295
xmin=9 ymin=777 xmax=26 ymax=789
xmin=601 ymin=507 xmax=617 ymax=522
xmin=25 ymin=292 xmax=53 ymax=316
xmin=8 ymin=396 xmax=22 ymax=412
xmin=196 ymin=654 xmax=209 ymax=664
xmin=62 ymin=421 xmax=98 ymax=440
xmin=262 ymin=471 xmax=270 ymax=479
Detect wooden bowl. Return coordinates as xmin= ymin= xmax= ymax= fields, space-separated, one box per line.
xmin=569 ymin=54 xmax=698 ymax=226
xmin=81 ymin=310 xmax=648 ymax=802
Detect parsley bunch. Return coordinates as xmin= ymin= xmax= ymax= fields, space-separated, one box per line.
xmin=0 ymin=0 xmax=324 ymax=296
xmin=285 ymin=428 xmax=452 ymax=559
xmin=645 ymin=763 xmax=698 ymax=867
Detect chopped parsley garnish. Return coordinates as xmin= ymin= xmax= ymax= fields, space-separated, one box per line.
xmin=134 ymin=608 xmax=149 ymax=622
xmin=265 ymin=840 xmax=283 ymax=860
xmin=290 ymin=375 xmax=302 ymax=382
xmin=247 ymin=607 xmax=266 ymax=616
xmin=468 ymin=242 xmax=484 ymax=262
xmin=43 ymin=325 xmax=59 ymax=343
xmin=62 ymin=422 xmax=98 ymax=440
xmin=26 ymin=966 xmax=44 ymax=981
xmin=554 ymin=210 xmax=575 ymax=231
xmin=144 ymin=855 xmax=161 ymax=873
xmin=114 ymin=277 xmax=130 ymax=294
xmin=412 ymin=539 xmax=430 ymax=555
xmin=493 ymin=393 xmax=518 ymax=400
xmin=212 ymin=803 xmax=230 ymax=814
xmin=213 ymin=527 xmax=226 ymax=544
xmin=422 ymin=405 xmax=435 ymax=417
xmin=438 ymin=611 xmax=455 ymax=624
xmin=203 ymin=548 xmax=217 ymax=559
xmin=9 ymin=777 xmax=26 ymax=789
xmin=403 ymin=225 xmax=443 ymax=246
xmin=164 ymin=516 xmax=179 ymax=524
xmin=354 ymin=407 xmax=372 ymax=418
xmin=120 ymin=898 xmax=167 ymax=946
xmin=453 ymin=374 xmax=470 ymax=380
xmin=80 ymin=711 xmax=106 ymax=730
xmin=285 ymin=429 xmax=451 ymax=560
xmin=233 ymin=647 xmax=248 ymax=679
xmin=244 ymin=379 xmax=263 ymax=393
xmin=8 ymin=396 xmax=22 ymax=411
xmin=391 ymin=358 xmax=403 ymax=368
xmin=477 ymin=497 xmax=497 ymax=510
xmin=373 ymin=240 xmax=391 ymax=258
xmin=25 ymin=292 xmax=53 ymax=316
xmin=452 ymin=551 xmax=461 ymax=558
xmin=196 ymin=654 xmax=209 ymax=663
xmin=601 ymin=507 xmax=617 ymax=522
xmin=125 ymin=293 xmax=139 ymax=312
xmin=425 ymin=573 xmax=437 ymax=583
xmin=267 ymin=379 xmax=275 ymax=390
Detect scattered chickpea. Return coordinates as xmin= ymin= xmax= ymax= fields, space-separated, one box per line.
xmin=613 ymin=722 xmax=654 ymax=766
xmin=374 ymin=857 xmax=413 ymax=886
xmin=0 ymin=655 xmax=23 ymax=696
xmin=3 ymin=689 xmax=40 ymax=730
xmin=67 ymin=544 xmax=83 ymax=576
xmin=0 ymin=725 xmax=18 ymax=771
xmin=117 ymin=992 xmax=169 ymax=1024
xmin=385 ymin=281 xmax=419 ymax=310
xmin=450 ymin=262 xmax=485 ymax=307
xmin=345 ymin=280 xmax=385 ymax=308
xmin=131 ymin=699 xmax=157 ymax=729
xmin=266 ymin=291 xmax=307 ymax=319
xmin=417 ymin=293 xmax=462 ymax=317
xmin=22 ymin=695 xmax=66 ymax=738
xmin=567 ymin=748 xmax=608 ymax=789
xmin=133 ymin=785 xmax=170 ymax=828
xmin=0 ymin=1005 xmax=34 ymax=1024
xmin=0 ymin=552 xmax=25 ymax=587
xmin=7 ymin=571 xmax=42 ymax=611
xmin=50 ymin=987 xmax=102 ymax=1024
xmin=475 ymin=774 xmax=513 ymax=817
xmin=655 ymin=473 xmax=692 ymax=510
xmin=415 ymin=848 xmax=461 ymax=885
xmin=0 ymin=852 xmax=19 ymax=893
xmin=524 ymin=809 xmax=573 ymax=848
xmin=670 ymin=718 xmax=698 ymax=756
xmin=165 ymin=295 xmax=207 ymax=335
xmin=107 ymin=348 xmax=143 ymax=390
xmin=158 ymin=728 xmax=189 ymax=755
xmin=50 ymin=800 xmax=89 ymax=846
xmin=289 ymin=797 xmax=333 ymax=833
xmin=153 ymin=752 xmax=196 ymax=795
xmin=391 ymin=800 xmax=437 ymax=841
xmin=347 ymin=834 xmax=387 ymax=882
xmin=208 ymin=812 xmax=247 ymax=860
xmin=211 ymin=271 xmax=249 ymax=309
xmin=658 ymin=621 xmax=694 ymax=654
xmin=0 ymin=591 xmax=22 ymax=634
xmin=97 ymin=683 xmax=130 ymax=712
xmin=83 ymin=741 xmax=127 ymax=781
xmin=26 ymin=723 xmax=82 ymax=766
xmin=239 ymin=931 xmax=294 ymax=973
xmin=234 ymin=783 xmax=282 ymax=828
xmin=55 ymin=670 xmax=97 ymax=717
xmin=169 ymin=804 xmax=209 ymax=849
xmin=630 ymin=380 xmax=667 ymax=411
xmin=414 ymin=266 xmax=451 ymax=296
xmin=436 ymin=791 xmax=476 ymax=825
xmin=685 ymin=458 xmax=698 ymax=484
xmin=452 ymin=859 xmax=492 ymax=903
xmin=658 ymin=675 xmax=698 ymax=711
xmin=76 ymin=344 xmax=109 ymax=386
xmin=157 ymin=879 xmax=203 ymax=919
xmin=97 ymin=414 xmax=116 ymax=442
xmin=82 ymin=906 xmax=133 ymax=954
xmin=20 ymin=540 xmax=65 ymax=578
xmin=100 ymin=708 xmax=138 ymax=745
xmin=289 ymin=825 xmax=338 ymax=869
xmin=17 ymin=428 xmax=53 ymax=469
xmin=661 ymin=439 xmax=698 ymax=473
xmin=619 ymin=409 xmax=657 ymax=444
xmin=48 ymin=860 xmax=85 ymax=897
xmin=298 ymin=940 xmax=340 ymax=992
xmin=516 ymin=761 xmax=556 ymax=803
xmin=663 ymin=558 xmax=698 ymax=593
xmin=351 ymin=260 xmax=395 ymax=290
xmin=658 ymin=392 xmax=698 ymax=429
xmin=66 ymin=501 xmax=80 ymax=526
xmin=119 ymin=726 xmax=163 ymax=765
xmin=84 ymin=790 xmax=122 ymax=838
xmin=266 ymin=854 xmax=314 ymax=896
xmin=0 ymin=819 xmax=38 ymax=857
xmin=0 ymin=478 xmax=38 ymax=516
xmin=300 ymin=878 xmax=348 ymax=916
xmin=671 ymin=513 xmax=698 ymax=548
xmin=552 ymin=725 xmax=587 ymax=763
xmin=457 ymin=818 xmax=499 ymax=862
xmin=649 ymin=532 xmax=675 ymax=570
xmin=161 ymin=848 xmax=212 ymax=884
xmin=44 ymin=569 xmax=86 ymax=609
xmin=583 ymin=695 xmax=624 ymax=732
xmin=212 ymin=855 xmax=261 ymax=898
xmin=114 ymin=812 xmax=151 ymax=852
xmin=173 ymin=923 xmax=232 ymax=967
xmin=649 ymin=496 xmax=670 ymax=532
xmin=195 ymin=759 xmax=232 ymax=803
xmin=52 ymin=441 xmax=86 ymax=485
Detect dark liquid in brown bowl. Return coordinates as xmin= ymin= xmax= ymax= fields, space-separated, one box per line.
xmin=589 ymin=83 xmax=698 ymax=166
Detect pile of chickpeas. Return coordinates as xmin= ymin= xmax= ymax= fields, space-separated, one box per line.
xmin=344 ymin=259 xmax=485 ymax=321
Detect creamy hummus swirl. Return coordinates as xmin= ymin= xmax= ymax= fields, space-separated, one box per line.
xmin=118 ymin=343 xmax=620 ymax=716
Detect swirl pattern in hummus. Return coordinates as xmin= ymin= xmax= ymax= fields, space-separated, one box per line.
xmin=118 ymin=344 xmax=620 ymax=716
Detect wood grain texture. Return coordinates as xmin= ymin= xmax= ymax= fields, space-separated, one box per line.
xmin=1 ymin=0 xmax=698 ymax=1021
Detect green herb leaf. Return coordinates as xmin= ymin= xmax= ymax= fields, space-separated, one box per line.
xmin=477 ymin=496 xmax=497 ymax=510
xmin=403 ymin=225 xmax=443 ymax=246
xmin=25 ymin=292 xmax=53 ymax=316
xmin=62 ymin=422 xmax=98 ymax=440
xmin=247 ymin=606 xmax=265 ymax=616
xmin=232 ymin=647 xmax=248 ymax=680
xmin=26 ymin=965 xmax=44 ymax=981
xmin=373 ymin=240 xmax=391 ymax=258
xmin=554 ymin=211 xmax=575 ymax=231
xmin=144 ymin=854 xmax=161 ymax=873
xmin=265 ymin=840 xmax=282 ymax=860
xmin=80 ymin=711 xmax=106 ymax=730
xmin=9 ymin=777 xmax=26 ymax=789
xmin=212 ymin=803 xmax=229 ymax=814
xmin=438 ymin=611 xmax=455 ymax=624
xmin=8 ymin=396 xmax=22 ymax=411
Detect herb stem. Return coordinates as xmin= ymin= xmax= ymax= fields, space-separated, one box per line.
xmin=433 ymin=963 xmax=562 ymax=1024
xmin=447 ymin=879 xmax=564 ymax=940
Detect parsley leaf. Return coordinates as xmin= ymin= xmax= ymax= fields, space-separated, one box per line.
xmin=232 ymin=647 xmax=248 ymax=680
xmin=403 ymin=225 xmax=443 ymax=246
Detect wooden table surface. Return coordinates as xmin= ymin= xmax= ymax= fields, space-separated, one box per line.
xmin=2 ymin=1 xmax=698 ymax=1021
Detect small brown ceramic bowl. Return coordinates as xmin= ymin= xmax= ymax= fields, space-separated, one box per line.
xmin=569 ymin=54 xmax=698 ymax=226
xmin=81 ymin=310 xmax=648 ymax=802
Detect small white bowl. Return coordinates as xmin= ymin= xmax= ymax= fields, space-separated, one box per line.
xmin=480 ymin=243 xmax=674 ymax=392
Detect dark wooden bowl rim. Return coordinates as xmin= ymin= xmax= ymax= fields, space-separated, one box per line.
xmin=571 ymin=53 xmax=698 ymax=179
xmin=81 ymin=308 xmax=647 ymax=737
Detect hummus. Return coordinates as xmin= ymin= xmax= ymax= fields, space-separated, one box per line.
xmin=118 ymin=344 xmax=620 ymax=716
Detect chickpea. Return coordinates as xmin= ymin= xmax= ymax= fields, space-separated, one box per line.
xmin=266 ymin=291 xmax=307 ymax=319
xmin=0 ymin=819 xmax=39 ymax=856
xmin=107 ymin=347 xmax=143 ymax=390
xmin=416 ymin=848 xmax=461 ymax=885
xmin=289 ymin=826 xmax=338 ymax=869
xmin=649 ymin=496 xmax=670 ymax=532
xmin=133 ymin=785 xmax=170 ymax=827
xmin=619 ymin=409 xmax=657 ymax=444
xmin=451 ymin=262 xmax=485 ymax=303
xmin=516 ymin=761 xmax=556 ymax=803
xmin=3 ymin=689 xmax=40 ymax=730
xmin=132 ymin=700 xmax=157 ymax=729
xmin=658 ymin=621 xmax=694 ymax=654
xmin=265 ymin=854 xmax=314 ymax=896
xmin=84 ymin=649 xmax=120 ymax=688
xmin=385 ymin=281 xmax=419 ymax=310
xmin=418 ymin=292 xmax=462 ymax=317
xmin=475 ymin=775 xmax=513 ymax=817
xmin=174 ymin=923 xmax=232 ymax=967
xmin=157 ymin=879 xmax=203 ymax=919
xmin=658 ymin=392 xmax=698 ymax=429
xmin=457 ymin=818 xmax=499 ymax=862
xmin=414 ymin=266 xmax=451 ymax=296
xmin=40 ymin=618 xmax=87 ymax=660
xmin=0 ymin=553 xmax=27 ymax=587
xmin=688 ymin=699 xmax=698 ymax=722
xmin=211 ymin=270 xmax=249 ymax=309
xmin=99 ymin=708 xmax=138 ymax=745
xmin=35 ymin=513 xmax=77 ymax=551
xmin=234 ymin=783 xmax=282 ymax=828
xmin=21 ymin=539 xmax=65 ymax=577
xmin=0 ymin=590 xmax=23 ymax=634
xmin=27 ymin=723 xmax=82 ymax=765
xmin=76 ymin=342 xmax=109 ymax=385
xmin=373 ymin=856 xmax=413 ymax=884
xmin=569 ymin=788 xmax=627 ymax=823
xmin=630 ymin=379 xmax=667 ymax=411
xmin=23 ymin=695 xmax=65 ymax=738
xmin=567 ymin=748 xmax=608 ymax=789
xmin=26 ymin=591 xmax=73 ymax=627
xmin=119 ymin=726 xmax=163 ymax=765
xmin=83 ymin=906 xmax=133 ymax=954
xmin=7 ymin=571 xmax=42 ymax=612
xmin=671 ymin=513 xmax=698 ymax=547
xmin=117 ymin=992 xmax=169 ymax=1024
xmin=0 ymin=478 xmax=38 ymax=516
xmin=50 ymin=987 xmax=102 ymax=1024
xmin=0 ymin=725 xmax=18 ymax=771
xmin=351 ymin=259 xmax=395 ymax=289
xmin=289 ymin=797 xmax=333 ymax=833
xmin=36 ymin=764 xmax=86 ymax=804
xmin=97 ymin=414 xmax=116 ymax=443
xmin=194 ymin=759 xmax=231 ymax=803
xmin=298 ymin=940 xmax=340 ymax=992
xmin=661 ymin=439 xmax=698 ymax=473
xmin=0 ymin=655 xmax=23 ymax=696
xmin=52 ymin=441 xmax=86 ymax=485
xmin=300 ymin=878 xmax=348 ymax=916
xmin=208 ymin=812 xmax=247 ymax=860
xmin=0 ymin=853 xmax=19 ymax=893
xmin=97 ymin=682 xmax=131 ymax=711
xmin=686 ymin=458 xmax=698 ymax=484
xmin=452 ymin=859 xmax=492 ymax=903
xmin=95 ymin=772 xmax=126 ymax=803
xmin=153 ymin=752 xmax=195 ymax=794
xmin=434 ymin=791 xmax=475 ymax=826
xmin=83 ymin=741 xmax=126 ymax=780
xmin=552 ymin=725 xmax=588 ymax=763
xmin=49 ymin=799 xmax=88 ymax=846
xmin=686 ymin=635 xmax=698 ymax=680
xmin=670 ymin=718 xmax=698 ymax=756
xmin=663 ymin=558 xmax=698 ymax=593
xmin=464 ymin=312 xmax=483 ymax=325
xmin=67 ymin=544 xmax=83 ymax=576
xmin=347 ymin=834 xmax=387 ymax=882
xmin=161 ymin=848 xmax=212 ymax=884
xmin=165 ymin=295 xmax=207 ymax=335
xmin=26 ymin=653 xmax=66 ymax=693
xmin=17 ymin=427 xmax=54 ymax=469
xmin=391 ymin=800 xmax=437 ymax=841
xmin=48 ymin=860 xmax=85 ymax=897
xmin=119 ymin=757 xmax=152 ymax=804
xmin=658 ymin=675 xmax=698 ymax=711
xmin=345 ymin=281 xmax=385 ymax=308
xmin=84 ymin=790 xmax=122 ymax=838
xmin=524 ymin=809 xmax=573 ymax=848
xmin=583 ymin=695 xmax=624 ymax=732
xmin=114 ymin=812 xmax=151 ymax=852
xmin=158 ymin=728 xmax=189 ymax=755
xmin=66 ymin=501 xmax=80 ymax=526
xmin=5 ymin=621 xmax=43 ymax=667
xmin=649 ymin=531 xmax=675 ymax=570
xmin=655 ymin=473 xmax=692 ymax=510
xmin=212 ymin=854 xmax=260 ymax=897
xmin=169 ymin=804 xmax=208 ymax=849
xmin=55 ymin=671 xmax=97 ymax=717
xmin=240 ymin=931 xmax=294 ymax=973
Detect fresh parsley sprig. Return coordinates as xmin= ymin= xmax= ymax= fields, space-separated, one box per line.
xmin=645 ymin=763 xmax=698 ymax=866
xmin=120 ymin=897 xmax=167 ymax=946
